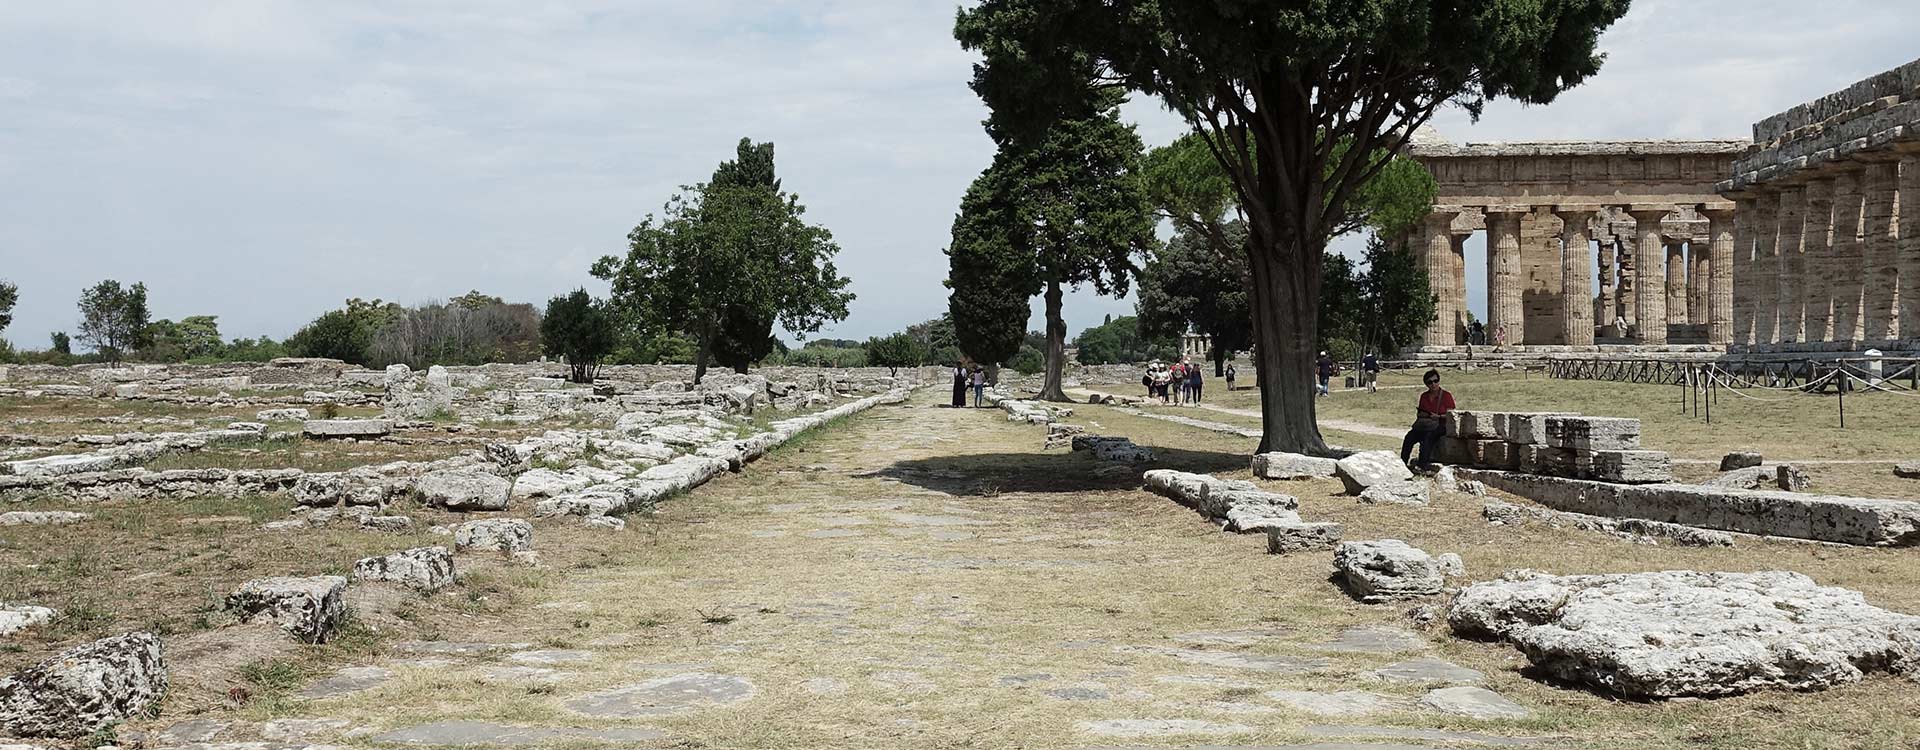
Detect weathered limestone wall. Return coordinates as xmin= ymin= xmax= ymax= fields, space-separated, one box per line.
xmin=1720 ymin=56 xmax=1920 ymax=353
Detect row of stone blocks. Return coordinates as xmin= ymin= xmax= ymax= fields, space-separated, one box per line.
xmin=1441 ymin=411 xmax=1671 ymax=483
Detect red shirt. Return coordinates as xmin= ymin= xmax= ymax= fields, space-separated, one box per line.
xmin=1419 ymin=389 xmax=1455 ymax=416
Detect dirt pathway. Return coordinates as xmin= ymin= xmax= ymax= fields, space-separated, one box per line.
xmin=255 ymin=393 xmax=1572 ymax=749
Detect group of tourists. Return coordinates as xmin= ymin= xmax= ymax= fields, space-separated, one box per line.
xmin=948 ymin=363 xmax=985 ymax=408
xmin=1314 ymin=351 xmax=1382 ymax=396
xmin=1141 ymin=358 xmax=1208 ymax=404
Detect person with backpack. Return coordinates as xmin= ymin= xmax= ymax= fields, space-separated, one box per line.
xmin=1187 ymin=363 xmax=1205 ymax=404
xmin=1225 ymin=363 xmax=1237 ymax=391
xmin=1316 ymin=351 xmax=1335 ymax=396
xmin=1362 ymin=352 xmax=1380 ymax=394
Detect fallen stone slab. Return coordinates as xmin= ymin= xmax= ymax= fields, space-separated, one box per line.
xmin=1264 ymin=688 xmax=1407 ymax=716
xmin=1302 ymin=723 xmax=1547 ymax=746
xmin=1421 ymin=685 xmax=1532 ymax=719
xmin=296 ymin=665 xmax=395 ymax=699
xmin=1369 ymin=657 xmax=1486 ymax=685
xmin=1315 ymin=625 xmax=1426 ymax=654
xmin=1264 ymin=521 xmax=1343 ymax=554
xmin=301 ymin=419 xmax=392 ymax=439
xmin=225 ymin=575 xmax=349 ymax=643
xmin=354 ymin=546 xmax=455 ymax=592
xmin=454 ymin=518 xmax=533 ymax=553
xmin=0 ymin=511 xmax=89 ymax=526
xmin=1334 ymin=540 xmax=1458 ymax=603
xmin=1897 ymin=461 xmax=1920 ymax=479
xmin=1704 ymin=465 xmax=1774 ymax=490
xmin=1775 ymin=464 xmax=1811 ymax=492
xmin=1335 ymin=451 xmax=1414 ymax=494
xmin=564 ymin=672 xmax=755 ymax=717
xmin=416 ymin=468 xmax=511 ymax=511
xmin=1449 ymin=570 xmax=1920 ymax=698
xmin=1482 ymin=500 xmax=1734 ymax=547
xmin=0 ymin=605 xmax=56 ymax=637
xmin=1071 ymin=434 xmax=1155 ymax=463
xmin=371 ymin=720 xmax=668 ymax=746
xmin=1359 ymin=478 xmax=1430 ymax=506
xmin=1720 ymin=451 xmax=1763 ymax=471
xmin=0 ymin=632 xmax=166 ymax=739
xmin=1251 ymin=451 xmax=1338 ymax=479
xmin=1460 ymin=469 xmax=1920 ymax=547
xmin=256 ymin=408 xmax=311 ymax=422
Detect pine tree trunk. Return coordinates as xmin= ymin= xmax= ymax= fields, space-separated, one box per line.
xmin=1248 ymin=239 xmax=1330 ymax=456
xmin=1038 ymin=279 xmax=1070 ymax=402
xmin=1213 ymin=344 xmax=1226 ymax=377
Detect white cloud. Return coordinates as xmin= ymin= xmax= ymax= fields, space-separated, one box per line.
xmin=1 ymin=1 xmax=1916 ymax=349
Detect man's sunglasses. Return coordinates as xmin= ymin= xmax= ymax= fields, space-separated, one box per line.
xmin=1424 ymin=379 xmax=1440 ymax=385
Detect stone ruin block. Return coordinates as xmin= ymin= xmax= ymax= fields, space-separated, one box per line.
xmin=1266 ymin=521 xmax=1343 ymax=554
xmin=1436 ymin=437 xmax=1474 ymax=465
xmin=1251 ymin=451 xmax=1339 ymax=480
xmin=301 ymin=419 xmax=393 ymax=439
xmin=1333 ymin=539 xmax=1459 ymax=603
xmin=1516 ymin=444 xmax=1576 ymax=475
xmin=1590 ymin=450 xmax=1673 ymax=484
xmin=1334 ymin=451 xmax=1414 ymax=494
xmin=1448 ymin=570 xmax=1920 ymax=698
xmin=454 ymin=518 xmax=534 ymax=553
xmin=225 ymin=576 xmax=348 ymax=643
xmin=1545 ymin=416 xmax=1640 ymax=451
xmin=1506 ymin=413 xmax=1577 ymax=445
xmin=1449 ymin=411 xmax=1497 ymax=439
xmin=353 ymin=547 xmax=456 ymax=592
xmin=1720 ymin=451 xmax=1764 ymax=471
xmin=0 ymin=632 xmax=167 ymax=739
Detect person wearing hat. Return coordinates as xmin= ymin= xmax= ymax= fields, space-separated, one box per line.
xmin=1315 ymin=351 xmax=1335 ymax=396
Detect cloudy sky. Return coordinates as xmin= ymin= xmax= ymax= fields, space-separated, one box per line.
xmin=3 ymin=0 xmax=1918 ymax=350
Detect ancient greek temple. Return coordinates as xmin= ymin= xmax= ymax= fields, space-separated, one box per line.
xmin=1718 ymin=57 xmax=1920 ymax=353
xmin=1406 ymin=133 xmax=1746 ymax=351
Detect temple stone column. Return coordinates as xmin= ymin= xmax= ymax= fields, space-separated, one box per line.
xmin=1862 ymin=159 xmax=1901 ymax=343
xmin=1664 ymin=238 xmax=1688 ymax=328
xmin=1419 ymin=210 xmax=1460 ymax=347
xmin=1449 ymin=232 xmax=1469 ymax=342
xmin=1831 ymin=168 xmax=1865 ymax=342
xmin=1901 ymin=150 xmax=1920 ymax=342
xmin=1751 ymin=192 xmax=1781 ymax=345
xmin=1732 ymin=198 xmax=1755 ymax=345
xmin=1703 ymin=207 xmax=1736 ymax=346
xmin=1597 ymin=239 xmax=1617 ymax=333
xmin=1688 ymin=242 xmax=1708 ymax=326
xmin=1619 ymin=236 xmax=1638 ymax=327
xmin=1774 ymin=185 xmax=1806 ymax=343
xmin=1801 ymin=178 xmax=1835 ymax=342
xmin=1628 ymin=207 xmax=1672 ymax=345
xmin=1555 ymin=207 xmax=1595 ymax=347
xmin=1486 ymin=206 xmax=1527 ymax=346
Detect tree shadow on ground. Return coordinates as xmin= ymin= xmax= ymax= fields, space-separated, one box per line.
xmin=861 ymin=447 xmax=1250 ymax=496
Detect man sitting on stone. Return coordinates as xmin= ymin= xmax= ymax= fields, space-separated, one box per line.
xmin=1400 ymin=369 xmax=1454 ymax=469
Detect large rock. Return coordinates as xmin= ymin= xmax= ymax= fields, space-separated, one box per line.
xmin=1266 ymin=522 xmax=1343 ymax=554
xmin=0 ymin=511 xmax=89 ymax=526
xmin=1449 ymin=570 xmax=1920 ymax=698
xmin=416 ymin=469 xmax=511 ymax=511
xmin=1251 ymin=451 xmax=1339 ymax=480
xmin=301 ymin=419 xmax=393 ymax=439
xmin=454 ymin=519 xmax=533 ymax=554
xmin=1775 ymin=464 xmax=1811 ymax=492
xmin=1333 ymin=540 xmax=1453 ymax=603
xmin=225 ymin=576 xmax=349 ymax=643
xmin=354 ymin=547 xmax=456 ymax=592
xmin=1896 ymin=461 xmax=1920 ymax=479
xmin=0 ymin=605 xmax=56 ymax=637
xmin=1358 ymin=479 xmax=1429 ymax=506
xmin=1334 ymin=451 xmax=1413 ymax=495
xmin=255 ymin=408 xmax=311 ymax=422
xmin=1704 ymin=465 xmax=1774 ymax=490
xmin=1719 ymin=451 xmax=1764 ymax=471
xmin=0 ymin=632 xmax=167 ymax=738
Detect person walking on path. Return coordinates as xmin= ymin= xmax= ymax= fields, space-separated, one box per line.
xmin=1224 ymin=363 xmax=1237 ymax=391
xmin=1400 ymin=369 xmax=1455 ymax=469
xmin=1187 ymin=363 xmax=1204 ymax=404
xmin=1316 ymin=351 xmax=1335 ymax=396
xmin=970 ymin=365 xmax=986 ymax=408
xmin=1362 ymin=352 xmax=1380 ymax=394
xmin=951 ymin=363 xmax=969 ymax=407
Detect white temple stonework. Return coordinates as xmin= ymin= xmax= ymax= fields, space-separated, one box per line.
xmin=1717 ymin=56 xmax=1920 ymax=354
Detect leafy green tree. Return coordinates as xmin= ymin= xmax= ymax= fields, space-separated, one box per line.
xmin=76 ymin=280 xmax=151 ymax=360
xmin=223 ymin=336 xmax=286 ymax=362
xmin=542 ymin=289 xmax=615 ymax=383
xmin=906 ymin=316 xmax=962 ymax=366
xmin=945 ymin=167 xmax=1032 ymax=372
xmin=1007 ymin=345 xmax=1045 ymax=375
xmin=288 ymin=310 xmax=373 ymax=364
xmin=1136 ymin=223 xmax=1252 ymax=376
xmin=863 ymin=332 xmax=928 ymax=375
xmin=0 ymin=279 xmax=16 ymax=334
xmin=948 ymin=83 xmax=1155 ymax=402
xmin=141 ymin=315 xmax=224 ymax=361
xmin=50 ymin=331 xmax=71 ymax=355
xmin=956 ymin=0 xmax=1628 ymax=453
xmin=596 ymin=138 xmax=854 ymax=383
xmin=450 ymin=290 xmax=506 ymax=310
xmin=1074 ymin=315 xmax=1176 ymax=365
xmin=1319 ymin=253 xmax=1363 ymax=355
xmin=1356 ymin=234 xmax=1435 ymax=357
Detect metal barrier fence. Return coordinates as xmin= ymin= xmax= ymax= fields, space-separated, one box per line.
xmin=1546 ymin=356 xmax=1920 ymax=427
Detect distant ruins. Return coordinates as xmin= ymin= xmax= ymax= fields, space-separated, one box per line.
xmin=1403 ymin=55 xmax=1920 ymax=358
xmin=1407 ymin=135 xmax=1745 ymax=351
xmin=1718 ymin=57 xmax=1920 ymax=353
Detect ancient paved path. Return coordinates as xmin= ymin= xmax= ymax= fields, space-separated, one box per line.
xmin=270 ymin=392 xmax=1562 ymax=749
